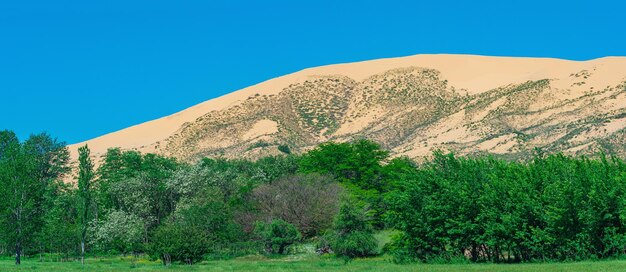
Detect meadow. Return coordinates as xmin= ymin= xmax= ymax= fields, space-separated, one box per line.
xmin=2 ymin=256 xmax=626 ymax=272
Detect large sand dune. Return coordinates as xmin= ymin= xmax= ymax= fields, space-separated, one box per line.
xmin=69 ymin=54 xmax=626 ymax=162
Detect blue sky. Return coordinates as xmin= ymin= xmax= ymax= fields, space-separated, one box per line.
xmin=1 ymin=0 xmax=625 ymax=144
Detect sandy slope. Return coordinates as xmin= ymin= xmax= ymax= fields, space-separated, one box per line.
xmin=68 ymin=54 xmax=626 ymax=160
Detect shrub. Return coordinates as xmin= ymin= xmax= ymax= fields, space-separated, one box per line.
xmin=277 ymin=144 xmax=291 ymax=154
xmin=327 ymin=200 xmax=378 ymax=261
xmin=149 ymin=223 xmax=209 ymax=265
xmin=254 ymin=219 xmax=301 ymax=254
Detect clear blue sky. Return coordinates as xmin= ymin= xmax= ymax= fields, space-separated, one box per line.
xmin=1 ymin=0 xmax=624 ymax=144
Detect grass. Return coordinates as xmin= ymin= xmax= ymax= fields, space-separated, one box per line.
xmin=2 ymin=255 xmax=626 ymax=271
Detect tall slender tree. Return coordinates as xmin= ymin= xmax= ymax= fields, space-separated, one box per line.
xmin=77 ymin=145 xmax=94 ymax=265
xmin=0 ymin=131 xmax=24 ymax=264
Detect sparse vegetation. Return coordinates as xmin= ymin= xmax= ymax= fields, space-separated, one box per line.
xmin=247 ymin=140 xmax=272 ymax=150
xmin=159 ymin=68 xmax=626 ymax=161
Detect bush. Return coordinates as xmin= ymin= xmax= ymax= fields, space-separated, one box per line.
xmin=254 ymin=219 xmax=301 ymax=254
xmin=326 ymin=200 xmax=378 ymax=261
xmin=277 ymin=144 xmax=291 ymax=154
xmin=148 ymin=223 xmax=209 ymax=265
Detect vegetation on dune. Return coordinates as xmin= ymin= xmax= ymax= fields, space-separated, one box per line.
xmin=159 ymin=67 xmax=626 ymax=163
xmin=2 ymin=129 xmax=626 ymax=267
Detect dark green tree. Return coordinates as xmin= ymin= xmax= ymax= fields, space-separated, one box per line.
xmin=254 ymin=219 xmax=301 ymax=254
xmin=77 ymin=145 xmax=94 ymax=265
xmin=149 ymin=222 xmax=209 ymax=265
xmin=39 ymin=181 xmax=79 ymax=261
xmin=327 ymin=199 xmax=378 ymax=261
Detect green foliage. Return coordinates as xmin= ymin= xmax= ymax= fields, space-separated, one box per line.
xmin=4 ymin=128 xmax=626 ymax=266
xmin=147 ymin=202 xmax=240 ymax=265
xmin=386 ymin=151 xmax=626 ymax=263
xmin=77 ymin=145 xmax=94 ymax=263
xmin=38 ymin=180 xmax=79 ymax=257
xmin=96 ymin=150 xmax=180 ymax=243
xmin=325 ymin=200 xmax=378 ymax=261
xmin=299 ymin=139 xmax=389 ymax=189
xmin=299 ymin=139 xmax=391 ymax=227
xmin=0 ymin=131 xmax=69 ymax=264
xmin=149 ymin=222 xmax=209 ymax=265
xmin=252 ymin=155 xmax=300 ymax=183
xmin=254 ymin=219 xmax=301 ymax=254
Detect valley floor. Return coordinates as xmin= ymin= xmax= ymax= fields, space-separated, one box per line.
xmin=2 ymin=256 xmax=626 ymax=272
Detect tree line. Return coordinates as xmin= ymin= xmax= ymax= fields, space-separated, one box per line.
xmin=386 ymin=151 xmax=626 ymax=262
xmin=1 ymin=129 xmax=626 ymax=265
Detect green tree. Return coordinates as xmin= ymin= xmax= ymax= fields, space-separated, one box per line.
xmin=149 ymin=222 xmax=209 ymax=265
xmin=77 ymin=145 xmax=94 ymax=265
xmin=90 ymin=210 xmax=144 ymax=255
xmin=385 ymin=151 xmax=626 ymax=263
xmin=0 ymin=131 xmax=69 ymax=265
xmin=96 ymin=150 xmax=179 ymax=245
xmin=327 ymin=199 xmax=378 ymax=261
xmin=39 ymin=181 xmax=79 ymax=261
xmin=148 ymin=174 xmax=245 ymax=264
xmin=299 ymin=139 xmax=390 ymax=227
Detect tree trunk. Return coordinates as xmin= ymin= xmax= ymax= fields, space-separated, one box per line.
xmin=471 ymin=243 xmax=478 ymax=262
xmin=15 ymin=197 xmax=22 ymax=265
xmin=81 ymin=241 xmax=85 ymax=265
xmin=162 ymin=253 xmax=171 ymax=266
xmin=15 ymin=242 xmax=21 ymax=265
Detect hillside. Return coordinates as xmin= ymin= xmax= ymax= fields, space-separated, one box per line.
xmin=69 ymin=54 xmax=626 ymax=161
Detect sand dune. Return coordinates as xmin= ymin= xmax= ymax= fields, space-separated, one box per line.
xmin=68 ymin=54 xmax=626 ymax=161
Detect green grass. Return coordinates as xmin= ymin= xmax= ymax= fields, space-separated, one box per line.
xmin=3 ymin=255 xmax=626 ymax=271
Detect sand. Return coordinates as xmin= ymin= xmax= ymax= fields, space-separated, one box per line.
xmin=68 ymin=54 xmax=626 ymax=161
